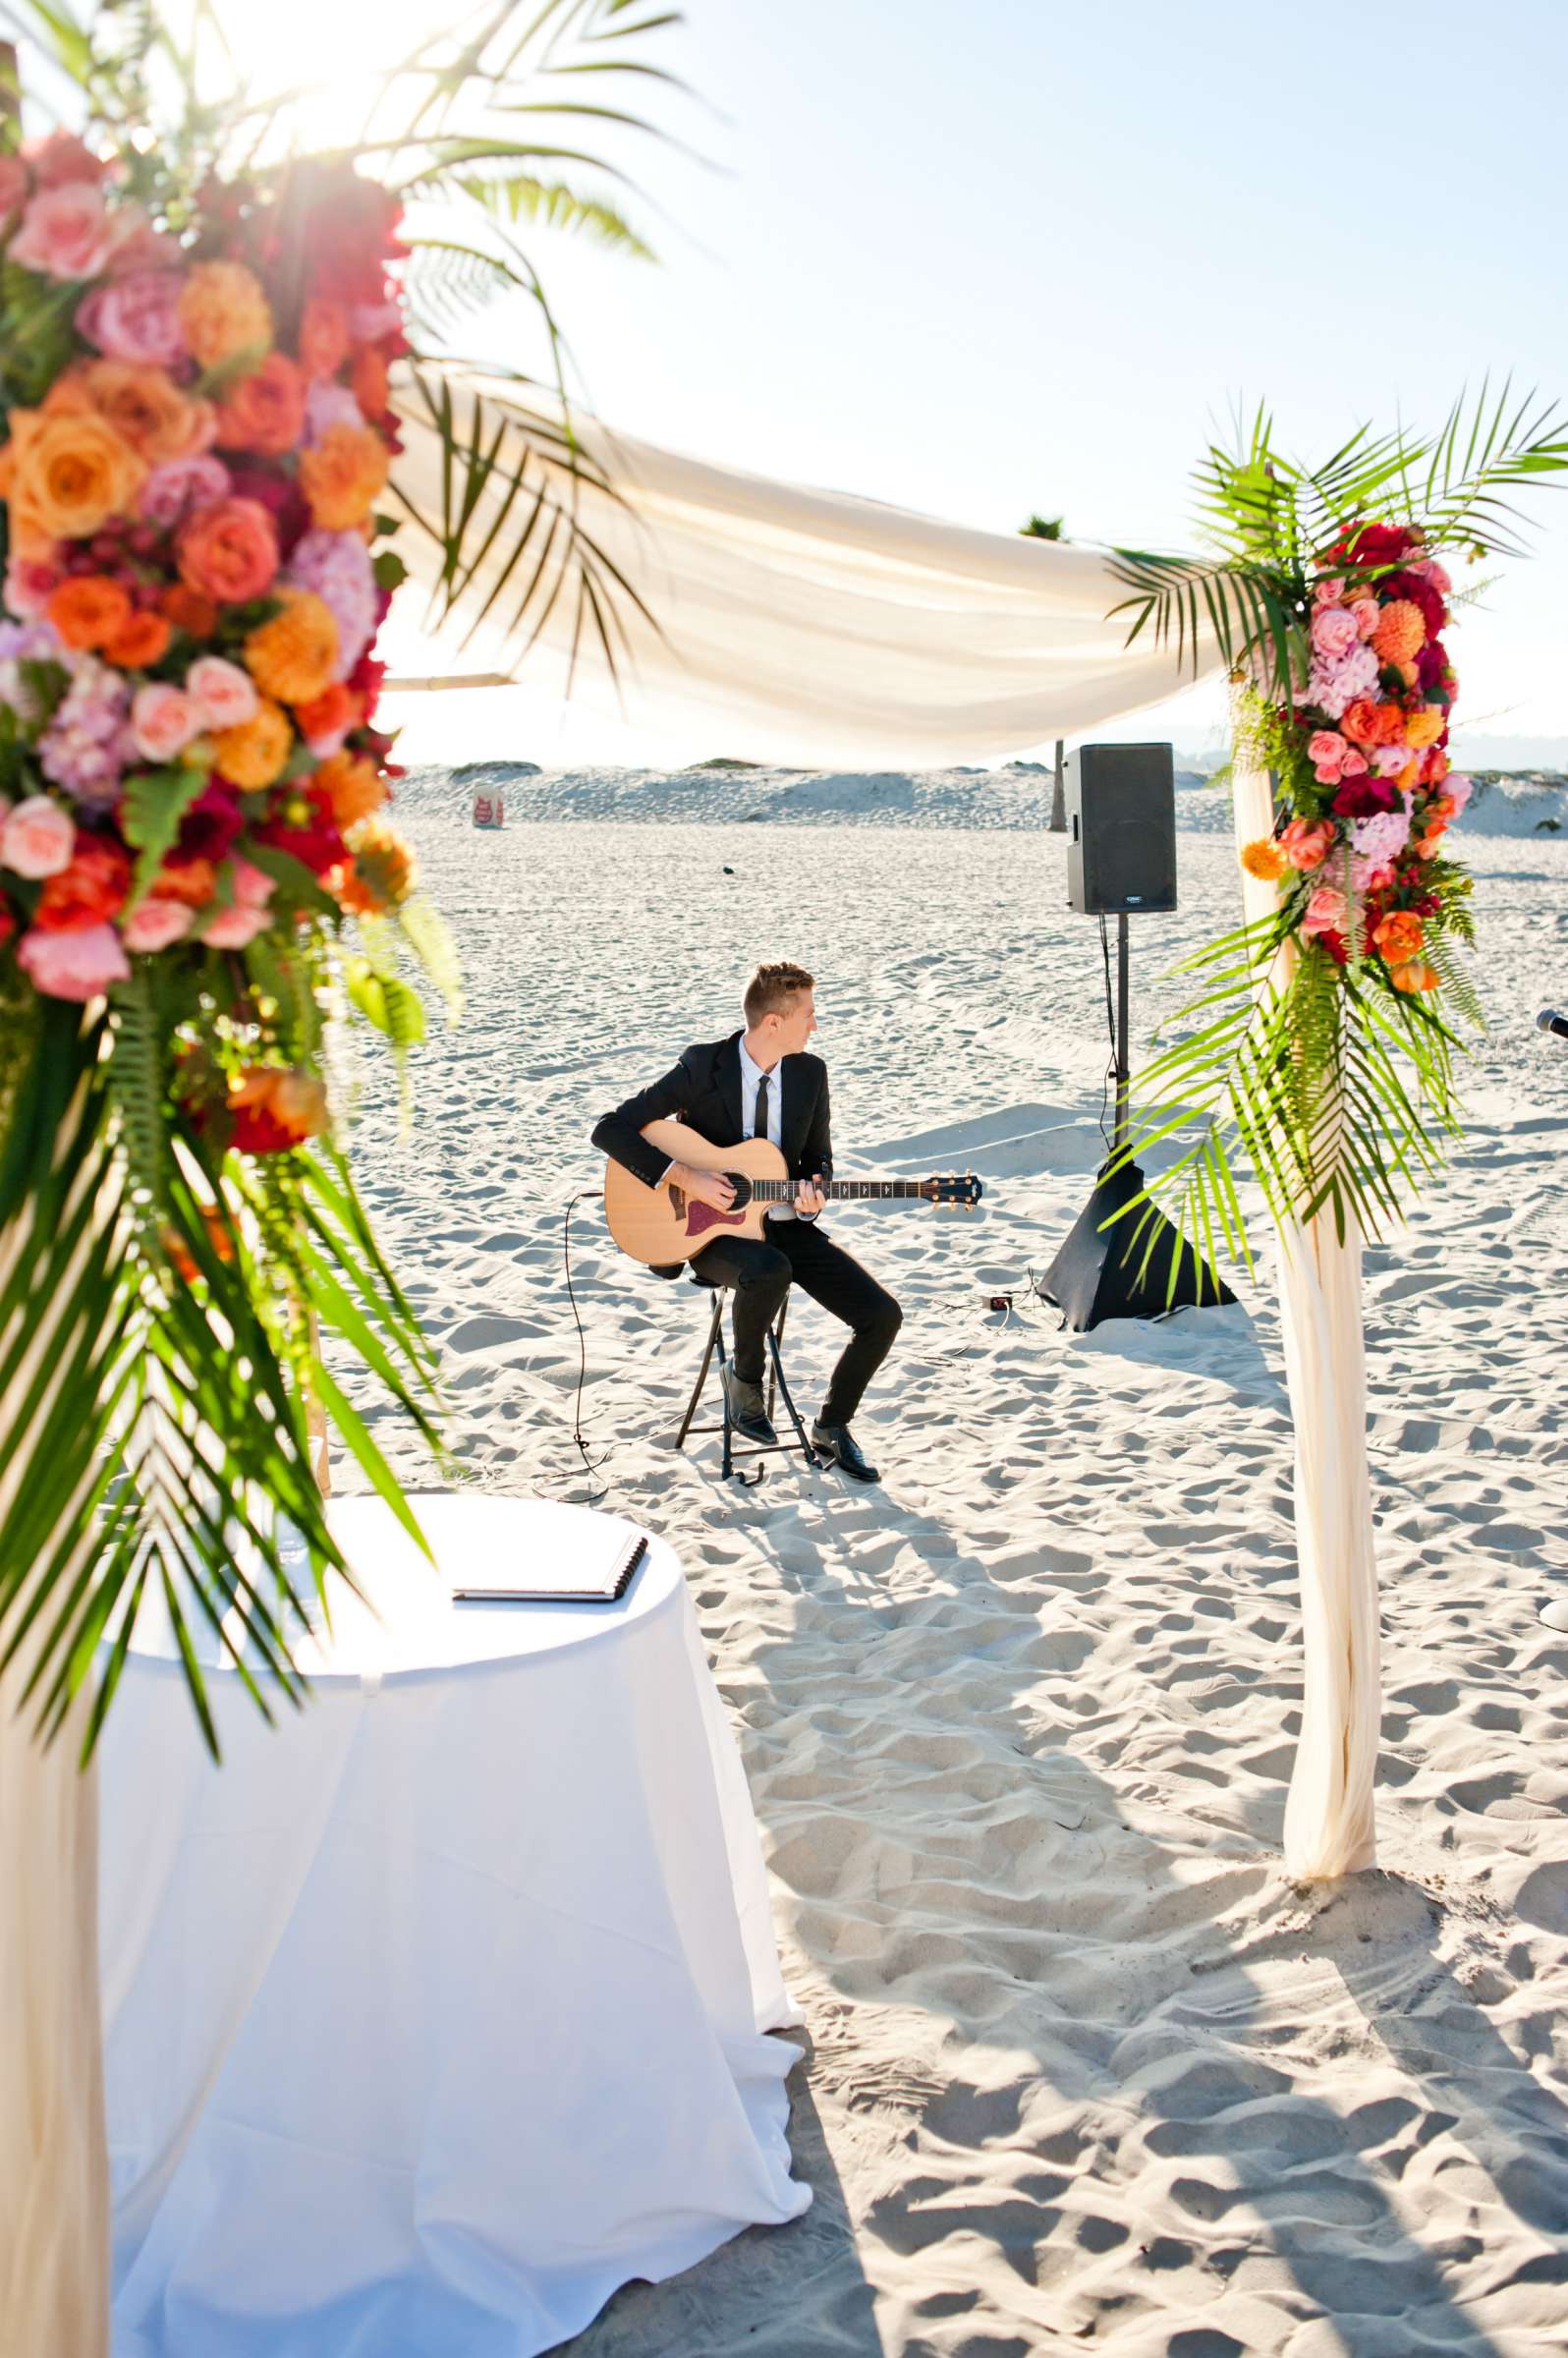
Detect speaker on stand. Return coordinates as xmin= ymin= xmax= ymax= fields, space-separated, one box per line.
xmin=1042 ymin=743 xmax=1236 ymax=1331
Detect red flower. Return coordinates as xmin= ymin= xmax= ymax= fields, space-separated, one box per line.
xmin=1316 ymin=929 xmax=1350 ymax=967
xmin=34 ymin=834 xmax=133 ymax=932
xmin=254 ymin=784 xmax=347 ymax=877
xmin=1343 ymin=523 xmax=1417 ymax=568
xmin=177 ymin=784 xmax=246 ymax=866
xmin=1331 ymin=777 xmax=1400 ymax=819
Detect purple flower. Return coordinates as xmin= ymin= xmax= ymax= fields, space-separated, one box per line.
xmin=38 ymin=656 xmax=132 ymax=809
xmin=284 ymin=526 xmax=376 ymax=679
xmin=1349 ymin=807 xmax=1411 ymax=866
xmin=140 ymin=453 xmax=232 ymax=531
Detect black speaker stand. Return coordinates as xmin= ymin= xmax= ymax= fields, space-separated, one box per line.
xmin=1043 ymin=914 xmax=1236 ymax=1331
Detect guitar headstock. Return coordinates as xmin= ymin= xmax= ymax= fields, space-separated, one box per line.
xmin=924 ymin=1171 xmax=983 ymax=1207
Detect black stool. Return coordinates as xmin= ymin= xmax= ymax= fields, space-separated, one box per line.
xmin=674 ymin=1272 xmax=820 ymax=1485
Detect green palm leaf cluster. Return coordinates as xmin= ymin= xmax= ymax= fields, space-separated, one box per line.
xmin=1101 ymin=394 xmax=1568 ymax=1286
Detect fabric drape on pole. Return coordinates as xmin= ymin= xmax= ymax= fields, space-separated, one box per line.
xmin=1231 ymin=695 xmax=1380 ymax=1880
xmin=389 ymin=374 xmax=1224 ymax=766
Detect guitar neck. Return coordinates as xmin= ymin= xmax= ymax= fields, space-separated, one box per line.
xmin=750 ymin=1177 xmax=926 ymax=1203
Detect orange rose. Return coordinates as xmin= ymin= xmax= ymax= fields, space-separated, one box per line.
xmin=334 ymin=816 xmax=417 ymax=915
xmin=160 ymin=583 xmax=219 ymax=639
xmin=1390 ymin=959 xmax=1439 ymax=995
xmin=298 ymin=421 xmax=388 ymax=530
xmin=1425 ymin=749 xmax=1450 ymax=786
xmin=298 ymin=298 xmax=349 ymax=380
xmin=226 ymin=1064 xmax=327 ymax=1154
xmin=1340 ymin=698 xmax=1381 ymax=747
xmin=178 ymin=260 xmax=273 ymax=371
xmin=213 ymin=698 xmax=293 ymax=788
xmin=350 ymin=345 xmax=390 ymax=421
xmin=46 ymin=575 xmax=132 ymax=651
xmin=69 ymin=361 xmax=214 ymax=467
xmin=1239 ymin=837 xmax=1287 ymax=882
xmin=214 ymin=352 xmax=308 ymax=458
xmin=105 ymin=608 xmax=173 ymax=668
xmin=34 ymin=835 xmax=133 ymax=932
xmin=313 ymin=749 xmax=384 ymax=830
xmin=1403 ymin=706 xmax=1445 ymax=750
xmin=177 ymin=497 xmax=280 ymax=604
xmin=1373 ymin=910 xmax=1424 ymax=965
xmin=0 ymin=406 xmax=146 ymax=546
xmin=243 ymin=590 xmax=339 ymax=705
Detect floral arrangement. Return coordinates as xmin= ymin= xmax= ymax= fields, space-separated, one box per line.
xmin=1108 ymin=399 xmax=1566 ymax=1267
xmin=0 ymin=131 xmax=420 ymax=1029
xmin=1236 ymin=523 xmax=1475 ymax=1001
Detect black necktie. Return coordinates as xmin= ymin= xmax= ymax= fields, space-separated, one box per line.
xmin=753 ymin=1075 xmax=770 ymax=1140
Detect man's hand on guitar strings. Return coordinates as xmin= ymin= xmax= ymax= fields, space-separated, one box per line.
xmin=669 ymin=1161 xmax=737 ymax=1212
xmin=794 ymin=1173 xmax=826 ymax=1217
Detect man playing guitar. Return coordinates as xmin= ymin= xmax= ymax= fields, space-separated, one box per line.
xmin=591 ymin=962 xmax=902 ymax=1483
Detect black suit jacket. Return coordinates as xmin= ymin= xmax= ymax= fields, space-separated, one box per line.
xmin=592 ymin=1033 xmax=833 ymax=1274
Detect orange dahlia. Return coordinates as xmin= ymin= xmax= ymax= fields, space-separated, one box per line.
xmin=244 ymin=590 xmax=339 ymax=706
xmin=314 ymin=750 xmax=385 ymax=831
xmin=179 ymin=260 xmax=273 ymax=371
xmin=298 ymin=421 xmax=389 ymax=531
xmin=1371 ymin=599 xmax=1426 ymax=665
xmin=212 ymin=697 xmax=293 ymax=788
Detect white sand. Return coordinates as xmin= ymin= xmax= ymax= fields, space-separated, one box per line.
xmin=343 ymin=783 xmax=1568 ymax=2355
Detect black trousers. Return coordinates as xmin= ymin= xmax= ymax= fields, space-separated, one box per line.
xmin=698 ymin=1220 xmax=902 ymax=1427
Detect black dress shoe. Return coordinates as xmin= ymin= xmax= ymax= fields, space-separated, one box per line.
xmin=811 ymin=1422 xmax=880 ymax=1484
xmin=722 ymin=1367 xmax=777 ymax=1445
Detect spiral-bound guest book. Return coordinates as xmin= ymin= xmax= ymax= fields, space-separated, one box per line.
xmin=451 ymin=1525 xmax=648 ymax=1605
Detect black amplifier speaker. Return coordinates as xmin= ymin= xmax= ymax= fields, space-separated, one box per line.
xmin=1065 ymin=742 xmax=1178 ymax=915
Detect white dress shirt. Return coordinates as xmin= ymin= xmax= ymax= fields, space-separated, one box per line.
xmin=738 ymin=1039 xmax=820 ymax=1221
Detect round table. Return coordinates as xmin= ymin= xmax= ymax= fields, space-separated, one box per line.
xmin=100 ymin=1494 xmax=810 ymax=2358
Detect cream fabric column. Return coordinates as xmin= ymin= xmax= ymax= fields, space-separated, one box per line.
xmin=1230 ymin=693 xmax=1380 ymax=1879
xmin=0 ymin=1107 xmax=113 ymax=2358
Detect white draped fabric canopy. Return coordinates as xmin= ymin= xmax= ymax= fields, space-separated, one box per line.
xmin=389 ymin=371 xmax=1223 ymax=765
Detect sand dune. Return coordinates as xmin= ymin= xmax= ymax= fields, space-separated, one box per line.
xmin=340 ymin=801 xmax=1568 ymax=2354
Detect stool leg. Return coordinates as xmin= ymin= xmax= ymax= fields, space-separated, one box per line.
xmin=713 ymin=1316 xmax=735 ymax=1482
xmin=676 ymin=1294 xmax=724 ymax=1452
xmin=765 ymin=1292 xmax=789 ymax=1427
xmin=766 ymin=1322 xmax=819 ymax=1470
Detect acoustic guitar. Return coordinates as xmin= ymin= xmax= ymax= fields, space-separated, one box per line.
xmin=603 ymin=1125 xmax=983 ymax=1267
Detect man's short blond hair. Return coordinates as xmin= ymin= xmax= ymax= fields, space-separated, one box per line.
xmin=744 ymin=961 xmax=814 ymax=1027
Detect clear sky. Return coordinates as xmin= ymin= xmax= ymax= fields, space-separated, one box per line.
xmin=215 ymin=0 xmax=1568 ymax=768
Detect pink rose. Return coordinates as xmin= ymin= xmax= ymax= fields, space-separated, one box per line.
xmin=120 ymin=896 xmax=196 ymax=953
xmin=78 ymin=270 xmax=187 ymax=366
xmin=10 ymin=181 xmax=113 ymax=281
xmin=140 ymin=452 xmax=231 ymax=531
xmin=1307 ymin=729 xmax=1345 ymax=783
xmin=0 ymin=155 xmax=28 ymax=229
xmin=201 ymin=901 xmax=271 ymax=949
xmin=1311 ymin=606 xmax=1360 ymax=661
xmin=186 ymin=655 xmax=257 ymax=732
xmin=1372 ymin=744 xmax=1413 ymax=777
xmin=1313 ymin=576 xmax=1346 ymax=606
xmin=2 ymin=795 xmax=75 ymax=878
xmin=304 ymin=382 xmax=365 ymax=444
xmin=1350 ymin=598 xmax=1380 ymax=641
xmin=1339 ymin=747 xmax=1369 ymax=776
xmin=18 ymin=919 xmax=130 ymax=999
xmin=25 ymin=132 xmax=107 ymax=189
xmin=130 ymin=683 xmax=201 ymax=763
xmin=4 ymin=554 xmax=62 ymax=618
xmin=229 ymin=857 xmax=275 ymax=910
xmin=1303 ymin=885 xmax=1348 ymax=938
xmin=1446 ymin=773 xmax=1473 ymax=815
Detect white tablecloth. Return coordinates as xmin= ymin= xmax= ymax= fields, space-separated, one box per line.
xmin=99 ymin=1494 xmax=810 ymax=2357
